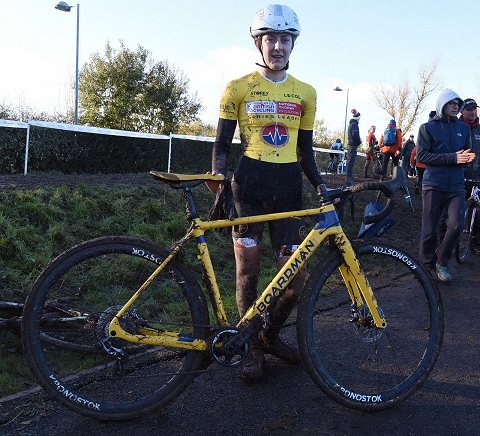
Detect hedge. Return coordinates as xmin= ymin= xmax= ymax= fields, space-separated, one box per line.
xmin=0 ymin=125 xmax=363 ymax=176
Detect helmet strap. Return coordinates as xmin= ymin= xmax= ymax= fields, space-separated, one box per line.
xmin=255 ymin=61 xmax=289 ymax=71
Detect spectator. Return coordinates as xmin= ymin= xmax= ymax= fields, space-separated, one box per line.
xmin=363 ymin=125 xmax=377 ymax=178
xmin=459 ymin=97 xmax=480 ymax=254
xmin=417 ymin=89 xmax=475 ymax=282
xmin=401 ymin=134 xmax=416 ymax=178
xmin=410 ymin=145 xmax=425 ymax=194
xmin=378 ymin=119 xmax=402 ymax=180
xmin=345 ymin=109 xmax=361 ymax=184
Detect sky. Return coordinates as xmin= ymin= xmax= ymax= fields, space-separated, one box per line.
xmin=2 ymin=0 xmax=480 ymax=139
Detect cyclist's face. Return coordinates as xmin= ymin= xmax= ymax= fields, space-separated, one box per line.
xmin=261 ymin=33 xmax=293 ymax=70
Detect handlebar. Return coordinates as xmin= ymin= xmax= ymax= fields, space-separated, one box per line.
xmin=318 ymin=166 xmax=410 ymax=225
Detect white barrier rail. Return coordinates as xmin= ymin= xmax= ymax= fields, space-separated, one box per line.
xmin=1 ymin=118 xmax=364 ymax=175
xmin=0 ymin=120 xmax=28 ymax=129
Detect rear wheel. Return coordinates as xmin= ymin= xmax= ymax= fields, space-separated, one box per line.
xmin=23 ymin=236 xmax=210 ymax=420
xmin=297 ymin=239 xmax=443 ymax=410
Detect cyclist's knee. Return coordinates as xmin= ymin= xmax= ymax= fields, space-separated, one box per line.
xmin=233 ymin=236 xmax=261 ymax=274
xmin=233 ymin=236 xmax=261 ymax=251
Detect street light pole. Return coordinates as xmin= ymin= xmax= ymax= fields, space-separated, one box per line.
xmin=74 ymin=4 xmax=79 ymax=125
xmin=55 ymin=1 xmax=80 ymax=125
xmin=333 ymin=86 xmax=349 ymax=147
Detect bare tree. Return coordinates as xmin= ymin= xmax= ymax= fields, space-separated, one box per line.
xmin=374 ymin=60 xmax=440 ymax=136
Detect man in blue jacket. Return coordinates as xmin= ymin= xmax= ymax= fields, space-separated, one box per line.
xmin=417 ymin=89 xmax=476 ymax=282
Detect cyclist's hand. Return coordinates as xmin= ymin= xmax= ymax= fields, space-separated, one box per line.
xmin=205 ymin=171 xmax=223 ymax=193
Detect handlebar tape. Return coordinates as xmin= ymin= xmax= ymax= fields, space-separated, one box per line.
xmin=351 ymin=167 xmax=407 ymax=224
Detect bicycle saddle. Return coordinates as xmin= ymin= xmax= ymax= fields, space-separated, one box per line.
xmin=150 ymin=171 xmax=225 ymax=184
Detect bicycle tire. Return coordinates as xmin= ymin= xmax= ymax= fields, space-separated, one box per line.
xmin=297 ymin=239 xmax=443 ymax=410
xmin=456 ymin=202 xmax=475 ymax=264
xmin=23 ymin=236 xmax=210 ymax=420
xmin=326 ymin=160 xmax=336 ymax=174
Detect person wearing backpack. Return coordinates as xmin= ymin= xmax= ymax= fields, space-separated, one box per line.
xmin=378 ymin=119 xmax=402 ymax=180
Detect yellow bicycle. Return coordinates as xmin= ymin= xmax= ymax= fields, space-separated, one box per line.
xmin=22 ymin=168 xmax=443 ymax=420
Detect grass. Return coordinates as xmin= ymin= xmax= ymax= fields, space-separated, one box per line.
xmin=0 ymin=174 xmax=371 ymax=398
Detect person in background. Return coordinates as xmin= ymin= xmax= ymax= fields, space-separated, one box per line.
xmin=363 ymin=125 xmax=377 ymax=178
xmin=401 ymin=134 xmax=416 ymax=178
xmin=410 ymin=144 xmax=425 ymax=194
xmin=417 ymin=89 xmax=475 ymax=282
xmin=328 ymin=138 xmax=343 ymax=173
xmin=459 ymin=98 xmax=480 ymax=254
xmin=209 ymin=4 xmax=324 ymax=382
xmin=378 ymin=119 xmax=402 ymax=180
xmin=345 ymin=109 xmax=361 ymax=184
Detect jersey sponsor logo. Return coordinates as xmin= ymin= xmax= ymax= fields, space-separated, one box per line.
xmin=245 ymin=101 xmax=276 ymax=114
xmin=245 ymin=101 xmax=302 ymax=117
xmin=261 ymin=123 xmax=289 ymax=147
xmin=250 ymin=91 xmax=269 ymax=97
xmin=283 ymin=93 xmax=300 ymax=99
xmin=277 ymin=101 xmax=302 ymax=116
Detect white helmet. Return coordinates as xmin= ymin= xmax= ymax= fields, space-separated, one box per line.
xmin=250 ymin=4 xmax=300 ymax=40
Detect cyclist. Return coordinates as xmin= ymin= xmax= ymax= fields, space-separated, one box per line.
xmin=209 ymin=4 xmax=324 ymax=382
xmin=329 ymin=138 xmax=343 ymax=173
xmin=459 ymin=98 xmax=480 ymax=254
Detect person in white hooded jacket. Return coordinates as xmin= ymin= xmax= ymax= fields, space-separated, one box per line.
xmin=417 ymin=88 xmax=476 ymax=282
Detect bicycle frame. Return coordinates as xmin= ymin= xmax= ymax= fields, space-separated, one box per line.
xmin=108 ymin=199 xmax=387 ymax=351
xmin=466 ymin=185 xmax=480 ymax=233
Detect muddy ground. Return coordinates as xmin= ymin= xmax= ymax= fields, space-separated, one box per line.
xmin=0 ymin=172 xmax=479 ymax=435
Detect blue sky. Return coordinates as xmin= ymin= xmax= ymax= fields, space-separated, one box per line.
xmin=1 ymin=0 xmax=480 ymax=137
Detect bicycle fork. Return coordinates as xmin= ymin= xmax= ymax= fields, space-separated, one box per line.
xmin=334 ymin=232 xmax=387 ymax=329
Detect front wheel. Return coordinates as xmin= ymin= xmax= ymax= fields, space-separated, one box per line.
xmin=22 ymin=236 xmax=210 ymax=420
xmin=456 ymin=203 xmax=475 ymax=263
xmin=297 ymin=239 xmax=444 ymax=410
xmin=326 ymin=159 xmax=336 ymax=174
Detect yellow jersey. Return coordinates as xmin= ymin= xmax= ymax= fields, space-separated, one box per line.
xmin=218 ymin=71 xmax=316 ymax=163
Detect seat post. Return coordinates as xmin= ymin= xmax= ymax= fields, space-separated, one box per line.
xmin=183 ymin=186 xmax=199 ymax=220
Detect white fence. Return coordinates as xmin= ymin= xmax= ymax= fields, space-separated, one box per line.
xmin=0 ymin=119 xmax=364 ymax=175
xmin=0 ymin=120 xmax=242 ymax=175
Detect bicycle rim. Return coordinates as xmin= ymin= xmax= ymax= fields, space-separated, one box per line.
xmin=297 ymin=239 xmax=444 ymax=410
xmin=23 ymin=236 xmax=209 ymax=420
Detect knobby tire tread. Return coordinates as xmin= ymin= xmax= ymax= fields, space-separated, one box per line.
xmin=297 ymin=239 xmax=444 ymax=411
xmin=22 ymin=236 xmax=210 ymax=420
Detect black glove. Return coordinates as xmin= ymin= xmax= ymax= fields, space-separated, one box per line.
xmin=208 ymin=180 xmax=237 ymax=222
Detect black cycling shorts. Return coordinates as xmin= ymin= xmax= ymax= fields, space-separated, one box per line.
xmin=231 ymin=156 xmax=306 ymax=249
